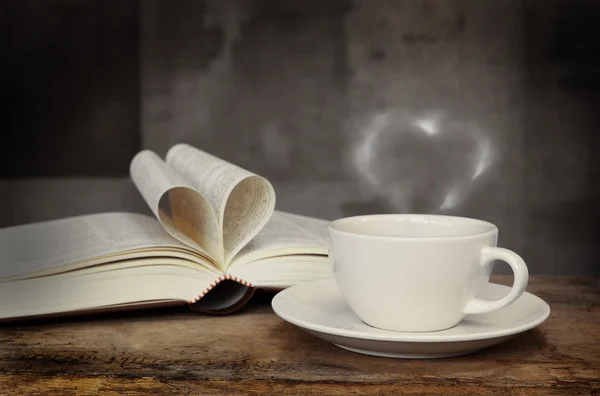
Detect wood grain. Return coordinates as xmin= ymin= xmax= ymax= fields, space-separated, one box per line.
xmin=0 ymin=276 xmax=598 ymax=395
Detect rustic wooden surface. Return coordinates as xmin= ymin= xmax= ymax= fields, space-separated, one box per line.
xmin=0 ymin=275 xmax=598 ymax=395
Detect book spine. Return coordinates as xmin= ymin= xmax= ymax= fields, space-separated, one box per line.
xmin=188 ymin=274 xmax=253 ymax=303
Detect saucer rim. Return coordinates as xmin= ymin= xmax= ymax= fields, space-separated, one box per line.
xmin=271 ymin=280 xmax=551 ymax=343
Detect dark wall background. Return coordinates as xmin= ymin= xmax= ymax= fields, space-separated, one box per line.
xmin=3 ymin=0 xmax=600 ymax=276
xmin=3 ymin=0 xmax=140 ymax=177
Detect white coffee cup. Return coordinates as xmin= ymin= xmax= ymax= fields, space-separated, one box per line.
xmin=327 ymin=214 xmax=529 ymax=332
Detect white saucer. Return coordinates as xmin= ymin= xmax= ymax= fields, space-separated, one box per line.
xmin=272 ymin=279 xmax=550 ymax=359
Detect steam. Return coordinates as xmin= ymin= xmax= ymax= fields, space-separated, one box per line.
xmin=351 ymin=110 xmax=495 ymax=214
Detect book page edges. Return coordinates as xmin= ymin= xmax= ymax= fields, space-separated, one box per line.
xmin=0 ymin=275 xmax=256 ymax=323
xmin=0 ymin=300 xmax=187 ymax=324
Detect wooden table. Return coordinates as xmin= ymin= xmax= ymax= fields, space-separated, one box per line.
xmin=1 ymin=276 xmax=598 ymax=395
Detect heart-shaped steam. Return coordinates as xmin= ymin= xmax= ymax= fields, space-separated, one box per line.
xmin=351 ymin=110 xmax=495 ymax=214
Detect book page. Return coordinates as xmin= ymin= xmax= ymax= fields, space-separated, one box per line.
xmin=229 ymin=211 xmax=330 ymax=267
xmin=0 ymin=212 xmax=195 ymax=280
xmin=165 ymin=144 xmax=275 ymax=265
xmin=130 ymin=150 xmax=222 ymax=264
xmin=228 ymin=255 xmax=331 ymax=289
xmin=0 ymin=264 xmax=219 ymax=321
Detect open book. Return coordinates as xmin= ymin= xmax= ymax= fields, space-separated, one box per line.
xmin=0 ymin=144 xmax=331 ymax=321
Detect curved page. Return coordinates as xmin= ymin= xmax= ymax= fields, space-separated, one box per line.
xmin=165 ymin=144 xmax=275 ymax=265
xmin=130 ymin=150 xmax=223 ymax=265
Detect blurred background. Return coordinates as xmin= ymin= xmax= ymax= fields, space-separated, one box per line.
xmin=3 ymin=0 xmax=599 ymax=276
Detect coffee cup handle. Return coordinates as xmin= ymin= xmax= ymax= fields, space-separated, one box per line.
xmin=463 ymin=247 xmax=529 ymax=315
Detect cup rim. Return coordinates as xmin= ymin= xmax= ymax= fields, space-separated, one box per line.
xmin=328 ymin=213 xmax=498 ymax=241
